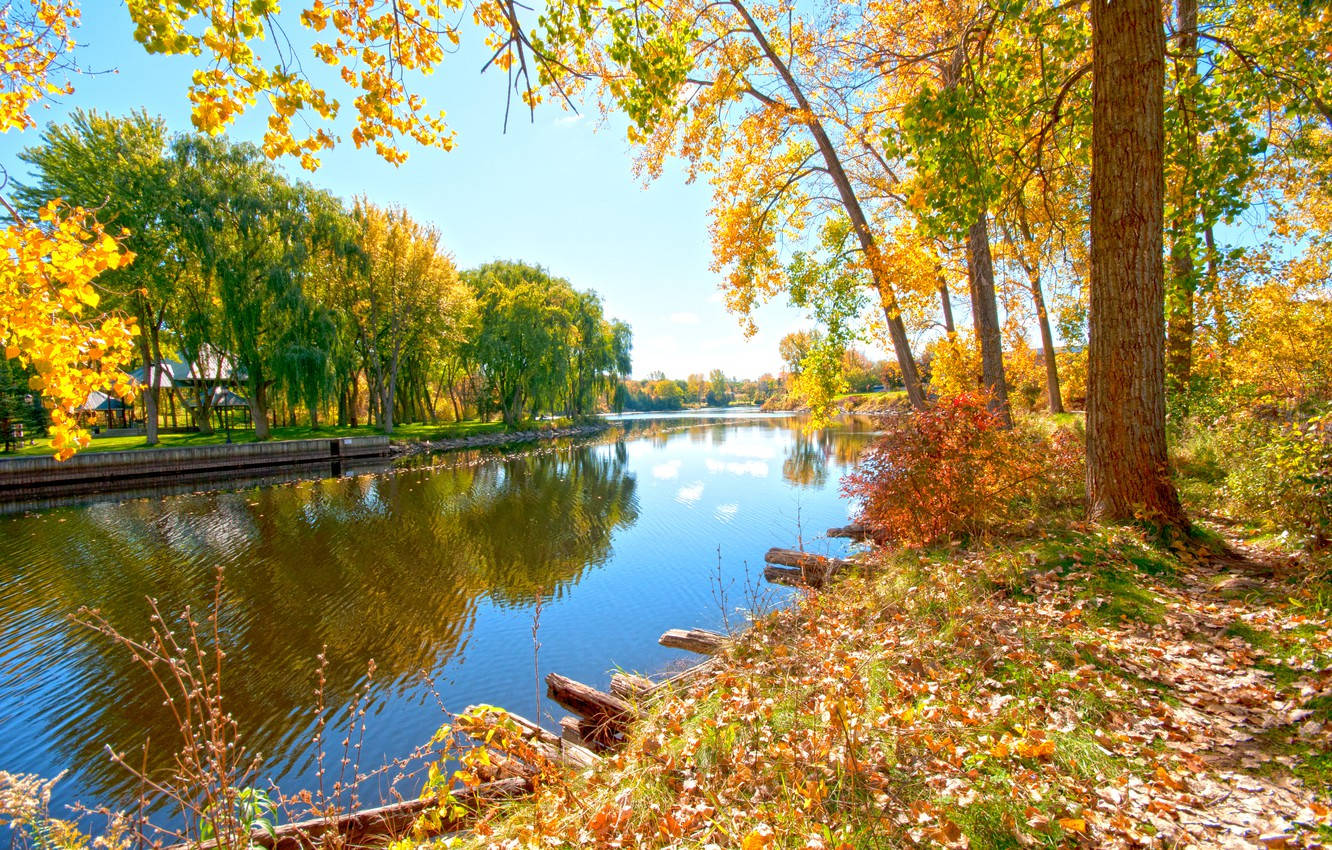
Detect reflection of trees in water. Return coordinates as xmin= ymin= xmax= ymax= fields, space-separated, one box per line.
xmin=0 ymin=442 xmax=637 ymax=806
xmin=782 ymin=418 xmax=881 ymax=488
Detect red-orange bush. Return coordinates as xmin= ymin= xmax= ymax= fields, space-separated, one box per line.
xmin=841 ymin=393 xmax=1082 ymax=547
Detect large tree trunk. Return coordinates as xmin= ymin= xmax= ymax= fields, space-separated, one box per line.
xmin=1087 ymin=0 xmax=1185 ymax=524
xmin=1165 ymin=0 xmax=1199 ymax=406
xmin=135 ymin=306 xmax=160 ymax=446
xmin=250 ymin=379 xmax=271 ymax=440
xmin=965 ymin=215 xmax=1012 ymax=424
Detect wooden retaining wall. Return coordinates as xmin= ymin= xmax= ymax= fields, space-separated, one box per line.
xmin=0 ymin=437 xmax=390 ymax=503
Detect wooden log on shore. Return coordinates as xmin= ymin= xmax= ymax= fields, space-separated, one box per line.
xmin=763 ymin=548 xmax=854 ymax=588
xmin=765 ymin=547 xmax=854 ymax=571
xmin=545 ymin=673 xmax=634 ymax=728
xmin=658 ymin=628 xmax=727 ymax=655
xmin=827 ymin=523 xmax=870 ymax=541
xmin=609 ymin=672 xmax=655 ymax=699
xmin=474 ymin=748 xmax=538 ymax=783
xmin=462 ymin=705 xmax=599 ymax=769
xmin=178 ymin=777 xmax=531 ymax=850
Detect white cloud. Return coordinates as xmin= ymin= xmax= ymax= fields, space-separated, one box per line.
xmin=705 ymin=458 xmax=769 ymax=478
xmin=554 ymin=114 xmax=585 ymax=126
xmin=714 ymin=503 xmax=739 ymax=523
xmin=652 ymin=459 xmax=682 ymax=480
xmin=675 ymin=481 xmax=705 ymax=506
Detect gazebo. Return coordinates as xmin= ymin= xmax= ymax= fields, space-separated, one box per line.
xmin=81 ymin=391 xmax=132 ymax=431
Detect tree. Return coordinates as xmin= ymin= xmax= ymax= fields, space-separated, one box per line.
xmin=351 ymin=201 xmax=467 ymax=433
xmin=464 ymin=262 xmax=572 ymax=427
xmin=1 ymin=2 xmax=137 ymax=458
xmin=778 ymin=330 xmax=823 ymax=379
xmin=1086 ymin=0 xmax=1184 ymax=523
xmin=539 ymin=0 xmax=929 ymax=408
xmin=18 ymin=110 xmax=183 ymax=446
xmin=171 ymin=135 xmax=329 ymax=440
xmin=707 ymin=369 xmax=730 ymax=406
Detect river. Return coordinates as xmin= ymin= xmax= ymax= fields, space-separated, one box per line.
xmin=0 ymin=410 xmax=877 ymax=830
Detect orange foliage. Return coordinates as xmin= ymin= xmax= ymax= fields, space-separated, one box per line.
xmin=841 ymin=392 xmax=1081 ymax=546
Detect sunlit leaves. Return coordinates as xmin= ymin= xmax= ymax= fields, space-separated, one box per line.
xmin=0 ymin=1 xmax=80 ymax=133
xmin=125 ymin=0 xmax=457 ymax=169
xmin=0 ymin=203 xmax=137 ymax=458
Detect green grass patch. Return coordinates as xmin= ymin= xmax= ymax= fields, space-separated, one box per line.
xmin=6 ymin=419 xmax=512 ymax=457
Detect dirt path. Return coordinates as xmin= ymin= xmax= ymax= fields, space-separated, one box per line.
xmin=1085 ymin=537 xmax=1331 ymax=847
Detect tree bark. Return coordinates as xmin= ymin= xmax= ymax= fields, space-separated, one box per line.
xmin=1029 ymin=266 xmax=1065 ymax=414
xmin=965 ymin=215 xmax=1012 ymax=425
xmin=250 ymin=378 xmax=271 ymax=440
xmin=1087 ymin=0 xmax=1185 ymax=524
xmin=937 ymin=270 xmax=956 ymax=334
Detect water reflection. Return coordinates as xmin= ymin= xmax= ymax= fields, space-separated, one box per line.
xmin=0 ymin=411 xmax=875 ymax=823
xmin=0 ymin=444 xmax=637 ymax=805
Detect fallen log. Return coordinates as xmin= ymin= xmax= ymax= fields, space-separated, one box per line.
xmin=463 ymin=705 xmax=598 ymax=769
xmin=609 ymin=672 xmax=654 ymax=699
xmin=658 ymin=628 xmax=727 ymax=655
xmin=764 ymin=547 xmax=854 ymax=571
xmin=827 ymin=523 xmax=870 ymax=541
xmin=763 ymin=548 xmax=854 ymax=588
xmin=176 ymin=777 xmax=531 ymax=850
xmin=545 ymin=673 xmax=634 ymax=729
xmin=764 ymin=563 xmax=813 ymax=587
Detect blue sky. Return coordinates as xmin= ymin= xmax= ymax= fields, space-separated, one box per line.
xmin=0 ymin=3 xmax=830 ymax=380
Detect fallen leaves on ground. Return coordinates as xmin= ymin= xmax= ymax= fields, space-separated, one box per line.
xmin=454 ymin=523 xmax=1332 ymax=848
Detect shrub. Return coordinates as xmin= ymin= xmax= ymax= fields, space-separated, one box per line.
xmin=1218 ymin=406 xmax=1332 ymax=549
xmin=841 ymin=393 xmax=1083 ymax=547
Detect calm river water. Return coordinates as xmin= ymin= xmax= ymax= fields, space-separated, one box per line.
xmin=0 ymin=410 xmax=876 ymax=824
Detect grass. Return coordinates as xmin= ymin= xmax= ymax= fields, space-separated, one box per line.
xmin=4 ymin=419 xmax=515 ymax=457
xmin=440 ymin=518 xmax=1304 ymax=848
xmin=833 ymin=389 xmax=907 ymax=403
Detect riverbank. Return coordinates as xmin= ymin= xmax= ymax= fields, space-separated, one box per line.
xmin=761 ymin=390 xmax=908 ymax=415
xmin=3 ymin=421 xmax=509 ymax=458
xmin=443 ymin=516 xmax=1332 ymax=847
xmin=390 ymin=421 xmax=612 ymax=456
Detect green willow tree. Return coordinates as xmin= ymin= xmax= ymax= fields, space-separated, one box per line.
xmin=171 ymin=136 xmax=332 ymax=440
xmin=18 ymin=110 xmax=184 ymax=445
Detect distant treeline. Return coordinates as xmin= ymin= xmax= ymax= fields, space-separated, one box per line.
xmin=17 ymin=111 xmax=630 ymax=440
xmin=619 ymin=370 xmax=782 ymax=410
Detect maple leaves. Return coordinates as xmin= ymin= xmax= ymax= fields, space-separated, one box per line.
xmin=0 ymin=202 xmax=137 ymax=459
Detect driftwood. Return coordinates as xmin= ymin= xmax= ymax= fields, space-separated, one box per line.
xmin=559 ymin=714 xmax=614 ymax=752
xmin=658 ymin=628 xmax=727 ymax=655
xmin=827 ymin=523 xmax=870 ymax=541
xmin=763 ymin=548 xmax=854 ymax=589
xmin=609 ymin=672 xmax=655 ymax=699
xmin=462 ymin=705 xmax=599 ymax=769
xmin=545 ymin=673 xmax=634 ymax=727
xmin=172 ymin=777 xmax=531 ymax=850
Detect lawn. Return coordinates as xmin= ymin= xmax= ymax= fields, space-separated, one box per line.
xmin=5 ymin=420 xmax=509 ymax=458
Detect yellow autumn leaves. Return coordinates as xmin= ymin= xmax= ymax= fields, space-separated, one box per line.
xmin=0 ymin=203 xmax=137 ymax=459
xmin=126 ymin=0 xmax=461 ymax=170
